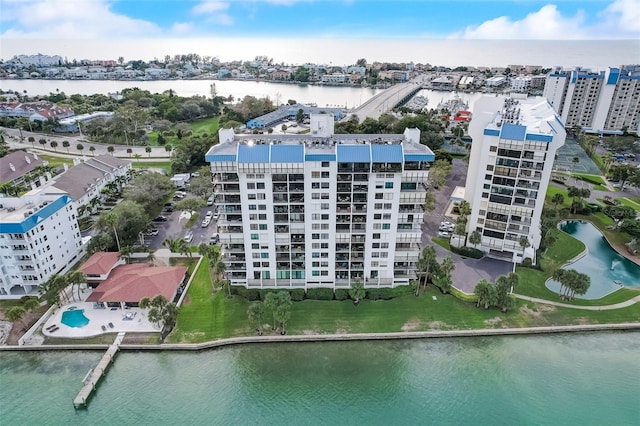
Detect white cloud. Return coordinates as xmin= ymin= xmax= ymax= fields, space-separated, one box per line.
xmin=192 ymin=1 xmax=229 ymax=15
xmin=455 ymin=2 xmax=640 ymax=40
xmin=192 ymin=1 xmax=233 ymax=26
xmin=0 ymin=0 xmax=160 ymax=38
xmin=171 ymin=22 xmax=195 ymax=35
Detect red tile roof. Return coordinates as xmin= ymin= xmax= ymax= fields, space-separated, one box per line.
xmin=85 ymin=263 xmax=187 ymax=303
xmin=79 ymin=252 xmax=121 ymax=275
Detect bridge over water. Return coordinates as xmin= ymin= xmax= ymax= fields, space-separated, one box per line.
xmin=345 ymin=76 xmax=426 ymax=122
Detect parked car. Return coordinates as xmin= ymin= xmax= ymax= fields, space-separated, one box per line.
xmin=206 ymin=196 xmax=214 ymax=206
xmin=153 ymin=216 xmax=168 ymax=222
xmin=183 ymin=232 xmax=193 ymax=244
xmin=163 ymin=206 xmax=174 ymax=212
xmin=205 ymin=210 xmax=213 ymax=219
xmin=438 ymin=231 xmax=451 ymax=238
xmin=201 ymin=218 xmax=211 ymax=228
xmin=213 ymin=211 xmax=220 ymax=221
xmin=144 ymin=229 xmax=159 ymax=237
xmin=164 ymin=202 xmax=173 ymax=207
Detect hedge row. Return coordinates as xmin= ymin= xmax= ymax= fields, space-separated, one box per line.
xmin=230 ymin=285 xmax=414 ymax=302
xmin=450 ymin=245 xmax=484 ymax=259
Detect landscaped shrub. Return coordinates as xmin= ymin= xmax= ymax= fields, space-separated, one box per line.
xmin=450 ymin=245 xmax=484 ymax=259
xmin=334 ymin=289 xmax=349 ymax=300
xmin=236 ymin=286 xmax=261 ymax=301
xmin=290 ymin=289 xmax=305 ymax=301
xmin=365 ymin=285 xmax=413 ymax=300
xmin=306 ymin=288 xmax=334 ymax=300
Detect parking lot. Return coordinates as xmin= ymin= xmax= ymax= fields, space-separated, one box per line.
xmin=142 ymin=193 xmax=219 ymax=250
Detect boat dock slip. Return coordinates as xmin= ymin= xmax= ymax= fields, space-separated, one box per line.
xmin=73 ymin=332 xmax=125 ymax=409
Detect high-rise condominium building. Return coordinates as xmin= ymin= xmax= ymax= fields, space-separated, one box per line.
xmin=543 ymin=65 xmax=640 ymax=135
xmin=464 ymin=94 xmax=566 ymax=263
xmin=205 ymin=115 xmax=434 ymax=289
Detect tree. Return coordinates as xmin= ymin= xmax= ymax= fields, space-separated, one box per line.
xmin=415 ymin=246 xmax=436 ymax=294
xmin=433 ymin=274 xmax=452 ymax=295
xmin=126 ymin=148 xmax=133 ymax=157
xmin=62 ymin=140 xmax=70 ymax=153
xmin=264 ymin=292 xmax=279 ymax=331
xmin=474 ymin=279 xmax=495 ymax=309
xmin=97 ymin=201 xmax=149 ymax=247
xmin=519 ymin=236 xmax=531 ymax=259
xmin=50 ymin=141 xmax=58 ymax=152
xmin=567 ymin=186 xmax=590 ymax=214
xmin=124 ymin=172 xmax=173 ymax=211
xmin=247 ymin=302 xmax=265 ymax=335
xmin=66 ymin=271 xmax=86 ymax=303
xmin=38 ymin=138 xmax=47 ymax=149
xmin=348 ymin=281 xmax=366 ymax=305
xmin=6 ymin=306 xmax=27 ymax=331
xmin=89 ymin=146 xmax=96 ymax=156
xmin=174 ymin=197 xmax=206 ymax=212
xmin=198 ymin=243 xmax=216 ymax=289
xmin=296 ymin=108 xmax=304 ymax=123
xmin=603 ymin=205 xmax=636 ymax=228
xmin=145 ymin=146 xmax=152 ymax=157
xmin=428 ymin=159 xmax=451 ymax=189
xmin=551 ymin=193 xmax=565 ymax=210
xmin=468 ymin=230 xmax=482 ymax=248
xmin=107 ymin=145 xmax=115 ymax=155
xmin=76 ymin=143 xmax=84 ymax=154
xmin=275 ymin=291 xmax=292 ymax=334
xmin=440 ymin=256 xmax=455 ymax=278
xmin=105 ymin=211 xmax=121 ymax=251
xmin=620 ymin=218 xmax=640 ymax=238
xmin=133 ymin=153 xmax=142 ymax=163
xmin=609 ymin=164 xmax=637 ymax=191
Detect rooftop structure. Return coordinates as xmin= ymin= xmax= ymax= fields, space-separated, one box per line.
xmin=56 ymin=111 xmax=114 ymax=133
xmin=0 ymin=151 xmax=44 ymax=185
xmin=246 ymin=103 xmax=345 ymax=129
xmin=206 ymin=114 xmax=434 ymax=290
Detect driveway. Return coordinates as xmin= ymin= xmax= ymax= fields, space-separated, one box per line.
xmin=422 ymin=159 xmax=515 ymax=293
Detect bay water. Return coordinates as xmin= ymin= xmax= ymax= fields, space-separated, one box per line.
xmin=1 ymin=332 xmax=639 ymax=425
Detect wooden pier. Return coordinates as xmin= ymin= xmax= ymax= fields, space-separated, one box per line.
xmin=73 ymin=332 xmax=125 ymax=409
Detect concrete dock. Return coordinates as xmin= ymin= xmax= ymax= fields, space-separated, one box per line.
xmin=73 ymin=332 xmax=125 ymax=409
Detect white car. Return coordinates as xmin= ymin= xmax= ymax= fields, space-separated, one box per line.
xmin=438 ymin=231 xmax=451 ymax=238
xmin=183 ymin=232 xmax=193 ymax=243
xmin=212 ymin=211 xmax=220 ymax=221
xmin=206 ymin=196 xmax=214 ymax=206
xmin=205 ymin=210 xmax=213 ymax=219
xmin=201 ymin=218 xmax=211 ymax=228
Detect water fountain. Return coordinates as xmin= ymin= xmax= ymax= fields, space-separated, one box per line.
xmin=611 ymin=260 xmax=620 ymax=270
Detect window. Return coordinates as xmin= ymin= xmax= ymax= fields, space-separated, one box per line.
xmin=373 ymin=233 xmax=380 ymax=239
xmin=482 ymin=192 xmax=489 ymax=198
xmin=312 ymin=171 xmax=320 ymax=178
xmin=486 ymin=165 xmax=494 ymax=171
xmin=385 ymin=182 xmax=394 ymax=189
xmin=250 ymin=224 xmax=258 ymax=230
xmin=312 ymin=183 xmax=320 ymax=189
xmin=382 ymin=224 xmax=390 ymax=230
xmin=249 ymin=204 xmax=257 ymax=210
xmin=249 ymin=214 xmax=257 ymax=220
xmin=485 ymin=174 xmax=492 ymax=180
xmin=253 ymin=262 xmax=261 ymax=268
xmin=261 ymin=253 xmax=269 ymax=259
xmin=257 ymin=193 xmax=265 ymax=200
xmin=258 ymin=205 xmax=266 ymax=211
xmin=375 ymin=193 xmax=383 ymax=199
xmin=321 ymin=182 xmax=330 ymax=189
xmin=251 ymin=233 xmax=259 ymax=240
xmin=490 ymin=146 xmax=497 ymax=152
xmin=322 ymin=162 xmax=330 ymax=168
xmin=259 ymin=224 xmax=268 ymax=230
xmin=312 ymin=193 xmax=320 ymax=199
xmin=321 ymin=172 xmax=330 ymax=178
xmin=259 ymin=214 xmax=267 ymax=220
xmin=252 ymin=243 xmax=259 ymax=249
xmin=257 ymin=183 xmax=265 ymax=189
xmin=381 ymin=243 xmax=389 ymax=249
xmin=321 ymin=203 xmax=329 ymax=210
xmin=383 ymin=214 xmax=391 ymax=220
xmin=247 ymin=183 xmax=255 ymax=189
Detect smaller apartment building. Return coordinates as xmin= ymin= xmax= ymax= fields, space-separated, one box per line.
xmin=0 ymin=190 xmax=83 ymax=297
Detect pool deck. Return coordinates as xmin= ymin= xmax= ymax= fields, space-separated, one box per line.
xmin=43 ymin=302 xmax=157 ymax=339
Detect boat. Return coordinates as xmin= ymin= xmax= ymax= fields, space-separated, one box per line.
xmin=613 ymin=280 xmax=623 ymax=286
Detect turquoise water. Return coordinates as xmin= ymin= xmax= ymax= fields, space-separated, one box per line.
xmin=60 ymin=309 xmax=90 ymax=328
xmin=1 ymin=332 xmax=639 ymax=425
xmin=546 ymin=221 xmax=640 ymax=299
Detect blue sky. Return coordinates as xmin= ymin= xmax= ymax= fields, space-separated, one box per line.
xmin=1 ymin=0 xmax=639 ymax=39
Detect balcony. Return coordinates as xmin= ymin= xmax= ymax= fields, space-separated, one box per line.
xmin=289 ymin=195 xmax=304 ymax=203
xmin=353 ymin=185 xmax=368 ymax=192
xmin=353 ymin=174 xmax=369 ymax=182
xmin=273 ymin=184 xmax=288 ymax=192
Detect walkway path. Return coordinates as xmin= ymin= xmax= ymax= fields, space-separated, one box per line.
xmin=513 ymin=294 xmax=640 ymax=310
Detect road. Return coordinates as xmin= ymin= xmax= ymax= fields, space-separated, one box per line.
xmin=345 ymin=76 xmax=426 ymax=122
xmin=2 ymin=126 xmax=171 ymax=159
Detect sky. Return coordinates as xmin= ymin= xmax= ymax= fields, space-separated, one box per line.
xmin=1 ymin=0 xmax=639 ymax=61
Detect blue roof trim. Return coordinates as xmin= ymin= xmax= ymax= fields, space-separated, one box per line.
xmin=607 ymin=68 xmax=620 ymax=85
xmin=500 ymin=123 xmax=527 ymax=141
xmin=0 ymin=195 xmax=72 ymax=234
xmin=337 ymin=145 xmax=371 ymax=163
xmin=270 ymin=145 xmax=304 ymax=163
xmin=484 ymin=128 xmax=500 ymax=136
xmin=371 ymin=144 xmax=403 ymax=163
xmin=405 ymin=153 xmax=435 ymax=162
xmin=305 ymin=154 xmax=336 ymax=162
xmin=620 ymin=75 xmax=640 ymax=80
xmin=526 ymin=133 xmax=553 ymax=142
xmin=571 ymin=72 xmax=577 ymax=83
xmin=237 ymin=144 xmax=270 ymax=163
xmin=554 ymin=115 xmax=566 ymax=129
xmin=205 ymin=154 xmax=236 ymax=162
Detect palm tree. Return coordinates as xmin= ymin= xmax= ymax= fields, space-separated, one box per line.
xmin=6 ymin=306 xmax=27 ymax=331
xmin=105 ymin=211 xmax=121 ymax=251
xmin=247 ymin=302 xmax=265 ymax=335
xmin=551 ymin=193 xmax=565 ymax=211
xmin=415 ymin=246 xmax=436 ymax=295
xmin=163 ymin=238 xmax=181 ymax=253
xmin=133 ymin=153 xmax=142 ymax=163
xmin=38 ymin=138 xmax=47 ymax=149
xmin=66 ymin=271 xmax=86 ymax=302
xmin=264 ymin=292 xmax=278 ymax=331
xmin=348 ymin=281 xmax=365 ymax=305
xmin=119 ymin=245 xmax=134 ymax=264
xmin=89 ymin=146 xmax=96 ymax=156
xmin=145 ymin=146 xmax=152 ymax=157
xmin=107 ymin=146 xmax=115 ymax=155
xmin=126 ymin=148 xmax=133 ymax=158
xmin=519 ymin=236 xmax=531 ymax=260
xmin=468 ymin=230 xmax=482 ymax=249
xmin=62 ymin=140 xmax=70 ymax=152
xmin=50 ymin=141 xmax=58 ymax=151
xmin=198 ymin=243 xmax=215 ymax=288
xmin=146 ymin=252 xmax=156 ymax=265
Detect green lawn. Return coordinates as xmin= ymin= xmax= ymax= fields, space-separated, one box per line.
xmin=545 ymin=187 xmax=572 ymax=208
xmin=132 ymin=161 xmax=173 ymax=172
xmin=572 ymin=173 xmax=608 ymax=190
xmin=617 ymin=197 xmax=640 ymax=212
xmin=168 ymin=255 xmax=640 ymax=343
xmin=37 ymin=154 xmax=74 ymax=168
xmin=147 ymin=117 xmax=220 ymax=147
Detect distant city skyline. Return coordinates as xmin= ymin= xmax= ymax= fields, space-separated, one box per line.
xmin=1 ymin=0 xmax=639 ymax=63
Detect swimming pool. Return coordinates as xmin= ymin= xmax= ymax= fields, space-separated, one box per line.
xmin=61 ymin=309 xmax=90 ymax=328
xmin=546 ymin=221 xmax=640 ymax=299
